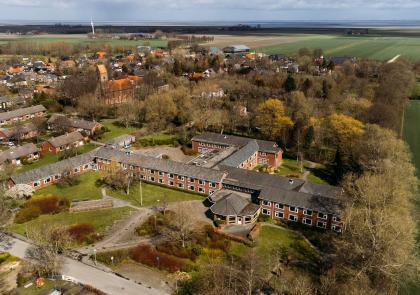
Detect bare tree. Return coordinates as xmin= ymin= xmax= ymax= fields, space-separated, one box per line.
xmin=161 ymin=203 xmax=196 ymax=248
xmin=25 ymin=224 xmax=73 ymax=277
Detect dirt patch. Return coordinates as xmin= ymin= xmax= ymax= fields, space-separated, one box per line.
xmin=134 ymin=146 xmax=195 ymax=163
xmin=114 ymin=260 xmax=174 ymax=293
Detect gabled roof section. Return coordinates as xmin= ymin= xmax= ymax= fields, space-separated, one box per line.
xmin=0 ymin=143 xmax=38 ymax=163
xmin=46 ymin=131 xmax=83 ymax=148
xmin=0 ymin=105 xmax=46 ymax=122
xmin=192 ymin=132 xmax=281 ymax=153
xmin=220 ymin=140 xmax=258 ymax=168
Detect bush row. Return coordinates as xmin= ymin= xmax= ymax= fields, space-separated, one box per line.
xmin=130 ymin=244 xmax=186 ymax=272
xmin=15 ymin=195 xmax=70 ymax=223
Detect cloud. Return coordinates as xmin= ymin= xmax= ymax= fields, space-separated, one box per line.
xmin=0 ymin=0 xmax=419 ymax=20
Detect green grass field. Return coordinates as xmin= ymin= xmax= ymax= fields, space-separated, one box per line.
xmin=230 ymin=225 xmax=319 ymax=271
xmin=9 ymin=206 xmax=134 ymax=236
xmin=402 ymin=100 xmax=420 ymax=295
xmin=403 ymin=100 xmax=420 ymax=174
xmin=0 ymin=35 xmax=168 ymax=48
xmin=33 ymin=171 xmax=103 ymax=201
xmin=261 ymin=35 xmax=420 ymax=61
xmin=109 ymin=180 xmax=204 ymax=206
xmin=34 ymin=171 xmax=204 ymax=206
xmin=98 ymin=119 xmax=140 ymax=142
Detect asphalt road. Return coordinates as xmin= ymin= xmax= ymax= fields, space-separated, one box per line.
xmin=1 ymin=236 xmax=168 ymax=295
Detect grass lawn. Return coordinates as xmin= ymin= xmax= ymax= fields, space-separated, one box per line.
xmin=109 ymin=181 xmax=204 ymax=207
xmin=0 ymin=35 xmax=168 ymax=48
xmin=98 ymin=119 xmax=139 ymax=142
xmin=9 ymin=206 xmax=134 ymax=236
xmin=33 ymin=171 xmax=103 ymax=201
xmin=17 ymin=143 xmax=97 ymax=173
xmin=276 ymin=158 xmax=304 ymax=177
xmin=261 ymin=34 xmax=420 ymax=62
xmin=230 ymin=225 xmax=319 ymax=270
xmin=135 ymin=132 xmax=180 ymax=147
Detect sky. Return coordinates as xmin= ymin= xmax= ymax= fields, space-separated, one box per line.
xmin=0 ymin=0 xmax=420 ymax=22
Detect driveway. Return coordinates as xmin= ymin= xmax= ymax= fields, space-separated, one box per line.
xmin=1 ymin=237 xmax=168 ymax=295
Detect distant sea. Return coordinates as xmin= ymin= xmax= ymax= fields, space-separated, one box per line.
xmin=1 ymin=20 xmax=420 ymax=28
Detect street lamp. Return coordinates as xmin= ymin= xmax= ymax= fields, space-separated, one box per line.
xmin=93 ymin=248 xmax=97 ymax=265
xmin=110 ymin=256 xmax=114 ymax=265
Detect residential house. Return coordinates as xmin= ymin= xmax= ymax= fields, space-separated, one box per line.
xmin=41 ymin=131 xmax=84 ymax=155
xmin=0 ymin=143 xmax=39 ymax=165
xmin=0 ymin=105 xmax=46 ymax=126
xmin=0 ymin=123 xmax=39 ymax=142
xmin=191 ymin=132 xmax=283 ymax=168
xmin=47 ymin=114 xmax=101 ymax=136
xmin=0 ymin=96 xmax=26 ymax=110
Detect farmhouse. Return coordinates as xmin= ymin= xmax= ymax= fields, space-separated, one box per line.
xmin=41 ymin=131 xmax=84 ymax=154
xmin=0 ymin=143 xmax=39 ymax=165
xmin=47 ymin=114 xmax=101 ymax=135
xmin=0 ymin=123 xmax=39 ymax=141
xmin=191 ymin=132 xmax=282 ymax=168
xmin=0 ymin=105 xmax=46 ymax=126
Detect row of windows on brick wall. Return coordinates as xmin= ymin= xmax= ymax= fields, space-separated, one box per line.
xmin=262 ymin=208 xmax=329 ymax=228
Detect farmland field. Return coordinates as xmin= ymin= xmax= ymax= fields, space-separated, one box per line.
xmin=403 ymin=100 xmax=420 ymax=174
xmin=260 ymin=35 xmax=420 ymax=61
xmin=0 ymin=33 xmax=168 ymax=48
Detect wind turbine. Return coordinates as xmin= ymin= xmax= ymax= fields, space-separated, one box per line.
xmin=90 ymin=17 xmax=95 ymax=36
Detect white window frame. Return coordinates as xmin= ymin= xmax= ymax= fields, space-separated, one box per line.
xmin=169 ymin=181 xmax=174 ymax=186
xmin=332 ymin=216 xmax=340 ymax=222
xmin=302 ymin=218 xmax=312 ymax=225
xmin=158 ymin=179 xmax=163 ymax=184
xmin=332 ymin=224 xmax=342 ymax=233
xmin=169 ymin=173 xmax=174 ymax=179
xmin=288 ymin=214 xmax=297 ymax=222
xmin=317 ymin=221 xmax=327 ymax=229
xmin=289 ymin=206 xmax=298 ymax=213
xmin=178 ymin=183 xmax=184 ymax=189
xmin=275 ymin=211 xmax=283 ymax=219
xmin=189 ymin=185 xmax=195 ymax=191
xmin=262 ymin=200 xmax=271 ymax=206
xmin=318 ymin=212 xmax=327 ymax=219
xmin=303 ymin=209 xmax=312 ymax=216
xmin=198 ymin=187 xmax=204 ymax=193
xmin=262 ymin=208 xmax=271 ymax=215
xmin=198 ymin=179 xmax=204 ymax=185
xmin=275 ymin=203 xmax=284 ymax=210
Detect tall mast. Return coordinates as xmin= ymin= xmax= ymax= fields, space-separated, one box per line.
xmin=90 ymin=17 xmax=95 ymax=35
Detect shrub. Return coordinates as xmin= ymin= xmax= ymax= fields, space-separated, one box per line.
xmin=15 ymin=205 xmax=41 ymax=223
xmin=181 ymin=146 xmax=196 ymax=156
xmin=156 ymin=242 xmax=198 ymax=261
xmin=67 ymin=223 xmax=96 ymax=243
xmin=15 ymin=195 xmax=69 ymax=223
xmin=96 ymin=249 xmax=129 ymax=266
xmin=130 ymin=244 xmax=185 ymax=272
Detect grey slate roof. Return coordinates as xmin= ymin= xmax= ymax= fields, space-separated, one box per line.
xmin=0 ymin=143 xmax=38 ymax=163
xmin=48 ymin=114 xmax=99 ymax=131
xmin=11 ymin=152 xmax=95 ymax=184
xmin=0 ymin=96 xmax=26 ymax=105
xmin=210 ymin=189 xmax=257 ymax=216
xmin=218 ymin=165 xmax=342 ymax=214
xmin=220 ymin=140 xmax=258 ymax=167
xmin=46 ymin=131 xmax=83 ymax=148
xmin=0 ymin=123 xmax=37 ymax=138
xmin=0 ymin=105 xmax=46 ymax=122
xmin=95 ymin=147 xmax=226 ymax=183
xmin=192 ymin=132 xmax=281 ymax=153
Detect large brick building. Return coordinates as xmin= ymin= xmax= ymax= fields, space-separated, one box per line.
xmin=9 ymin=141 xmax=343 ymax=232
xmin=96 ymin=64 xmax=135 ymax=105
xmin=191 ymin=132 xmax=283 ymax=169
